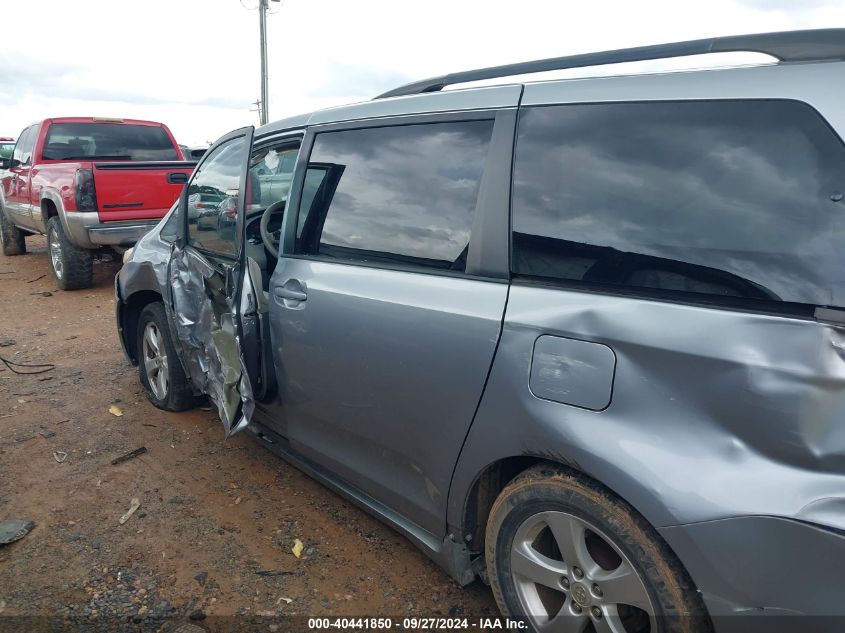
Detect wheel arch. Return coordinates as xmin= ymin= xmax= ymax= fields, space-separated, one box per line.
xmin=122 ymin=289 xmax=166 ymax=365
xmin=455 ymin=452 xmax=673 ymax=560
xmin=41 ymin=197 xmax=58 ymax=217
xmin=39 ymin=189 xmax=64 ymax=233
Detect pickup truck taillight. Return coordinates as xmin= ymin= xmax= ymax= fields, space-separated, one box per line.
xmin=74 ymin=168 xmax=98 ymax=212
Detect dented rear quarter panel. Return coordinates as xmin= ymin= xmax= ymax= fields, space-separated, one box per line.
xmin=450 ymin=284 xmax=845 ymax=531
xmin=449 ymin=283 xmax=845 ymax=621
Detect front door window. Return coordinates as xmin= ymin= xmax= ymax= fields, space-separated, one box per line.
xmin=186 ymin=137 xmax=247 ymax=257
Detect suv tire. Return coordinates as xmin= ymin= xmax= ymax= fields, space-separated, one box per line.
xmin=137 ymin=302 xmax=195 ymax=411
xmin=0 ymin=206 xmax=26 ymax=256
xmin=486 ymin=464 xmax=712 ymax=633
xmin=47 ymin=216 xmax=93 ymax=290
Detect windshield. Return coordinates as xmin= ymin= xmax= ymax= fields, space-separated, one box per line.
xmin=0 ymin=142 xmax=14 ymax=159
xmin=42 ymin=122 xmax=179 ymax=161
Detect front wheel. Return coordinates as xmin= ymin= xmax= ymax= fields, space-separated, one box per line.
xmin=47 ymin=216 xmax=92 ymax=290
xmin=0 ymin=206 xmax=26 ymax=256
xmin=137 ymin=302 xmax=195 ymax=411
xmin=486 ymin=465 xmax=712 ymax=633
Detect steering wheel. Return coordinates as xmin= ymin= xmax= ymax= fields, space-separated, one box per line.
xmin=259 ymin=200 xmax=286 ymax=259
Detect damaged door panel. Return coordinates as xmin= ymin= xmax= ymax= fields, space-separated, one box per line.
xmin=168 ymin=248 xmax=248 ymax=434
xmin=168 ymin=126 xmax=258 ymax=435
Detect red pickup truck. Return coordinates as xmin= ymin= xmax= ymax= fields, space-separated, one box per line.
xmin=0 ymin=117 xmax=195 ymax=289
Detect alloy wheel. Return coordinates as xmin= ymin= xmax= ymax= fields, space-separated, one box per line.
xmin=511 ymin=510 xmax=656 ymax=633
xmin=142 ymin=322 xmax=169 ymax=400
xmin=49 ymin=228 xmax=63 ymax=280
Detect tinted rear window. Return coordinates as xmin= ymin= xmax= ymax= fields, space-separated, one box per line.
xmin=512 ymin=100 xmax=845 ymax=307
xmin=43 ymin=122 xmax=178 ymax=161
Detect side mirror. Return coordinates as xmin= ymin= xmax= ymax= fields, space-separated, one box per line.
xmin=0 ymin=158 xmax=9 ymax=169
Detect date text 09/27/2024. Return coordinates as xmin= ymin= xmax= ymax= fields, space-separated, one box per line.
xmin=307 ymin=617 xmax=527 ymax=630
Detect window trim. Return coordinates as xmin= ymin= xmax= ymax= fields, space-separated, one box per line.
xmin=252 ymin=129 xmax=305 ymax=152
xmin=509 ymin=97 xmax=845 ymax=315
xmin=280 ymin=109 xmax=515 ymax=281
xmin=511 ymin=273 xmax=817 ymax=320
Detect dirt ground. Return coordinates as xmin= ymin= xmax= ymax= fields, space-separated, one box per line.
xmin=0 ymin=237 xmax=496 ymax=631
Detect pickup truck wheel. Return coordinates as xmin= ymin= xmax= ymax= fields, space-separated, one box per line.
xmin=137 ymin=302 xmax=194 ymax=411
xmin=486 ymin=465 xmax=712 ymax=633
xmin=0 ymin=206 xmax=26 ymax=256
xmin=46 ymin=216 xmax=93 ymax=290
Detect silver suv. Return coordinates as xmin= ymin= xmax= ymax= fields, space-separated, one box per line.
xmin=116 ymin=29 xmax=845 ymax=633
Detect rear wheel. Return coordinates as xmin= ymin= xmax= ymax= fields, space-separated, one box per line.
xmin=486 ymin=465 xmax=711 ymax=633
xmin=0 ymin=206 xmax=26 ymax=256
xmin=137 ymin=302 xmax=194 ymax=411
xmin=47 ymin=216 xmax=92 ymax=290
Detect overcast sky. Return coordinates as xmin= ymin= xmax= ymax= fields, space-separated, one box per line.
xmin=1 ymin=0 xmax=842 ymax=146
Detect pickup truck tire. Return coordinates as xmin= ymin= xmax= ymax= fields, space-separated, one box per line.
xmin=47 ymin=216 xmax=93 ymax=290
xmin=137 ymin=302 xmax=194 ymax=411
xmin=0 ymin=206 xmax=26 ymax=256
xmin=486 ymin=464 xmax=712 ymax=633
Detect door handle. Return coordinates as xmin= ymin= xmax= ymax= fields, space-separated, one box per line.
xmin=273 ymin=279 xmax=307 ymax=304
xmin=275 ymin=287 xmax=307 ymax=301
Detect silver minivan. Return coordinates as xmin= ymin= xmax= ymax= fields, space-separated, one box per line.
xmin=116 ymin=29 xmax=845 ymax=633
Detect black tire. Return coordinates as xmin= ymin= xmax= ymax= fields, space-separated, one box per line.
xmin=0 ymin=205 xmax=26 ymax=256
xmin=486 ymin=464 xmax=712 ymax=633
xmin=137 ymin=302 xmax=195 ymax=411
xmin=46 ymin=216 xmax=92 ymax=290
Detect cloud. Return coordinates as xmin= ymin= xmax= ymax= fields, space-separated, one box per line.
xmin=735 ymin=0 xmax=835 ymax=9
xmin=0 ymin=53 xmax=83 ymax=104
xmin=0 ymin=51 xmax=248 ymax=110
xmin=309 ymin=61 xmax=414 ymax=100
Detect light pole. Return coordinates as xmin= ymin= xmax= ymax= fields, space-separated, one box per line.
xmin=244 ymin=0 xmax=280 ymax=125
xmin=258 ymin=0 xmax=270 ymax=125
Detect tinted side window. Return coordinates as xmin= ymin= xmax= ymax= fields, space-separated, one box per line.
xmin=187 ymin=137 xmax=246 ymax=256
xmin=13 ymin=126 xmax=32 ymax=164
xmin=295 ymin=120 xmax=494 ymax=272
xmin=20 ymin=125 xmax=38 ymax=165
xmin=512 ymin=101 xmax=845 ymax=307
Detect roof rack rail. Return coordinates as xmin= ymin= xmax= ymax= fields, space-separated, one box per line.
xmin=375 ymin=29 xmax=845 ymax=99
